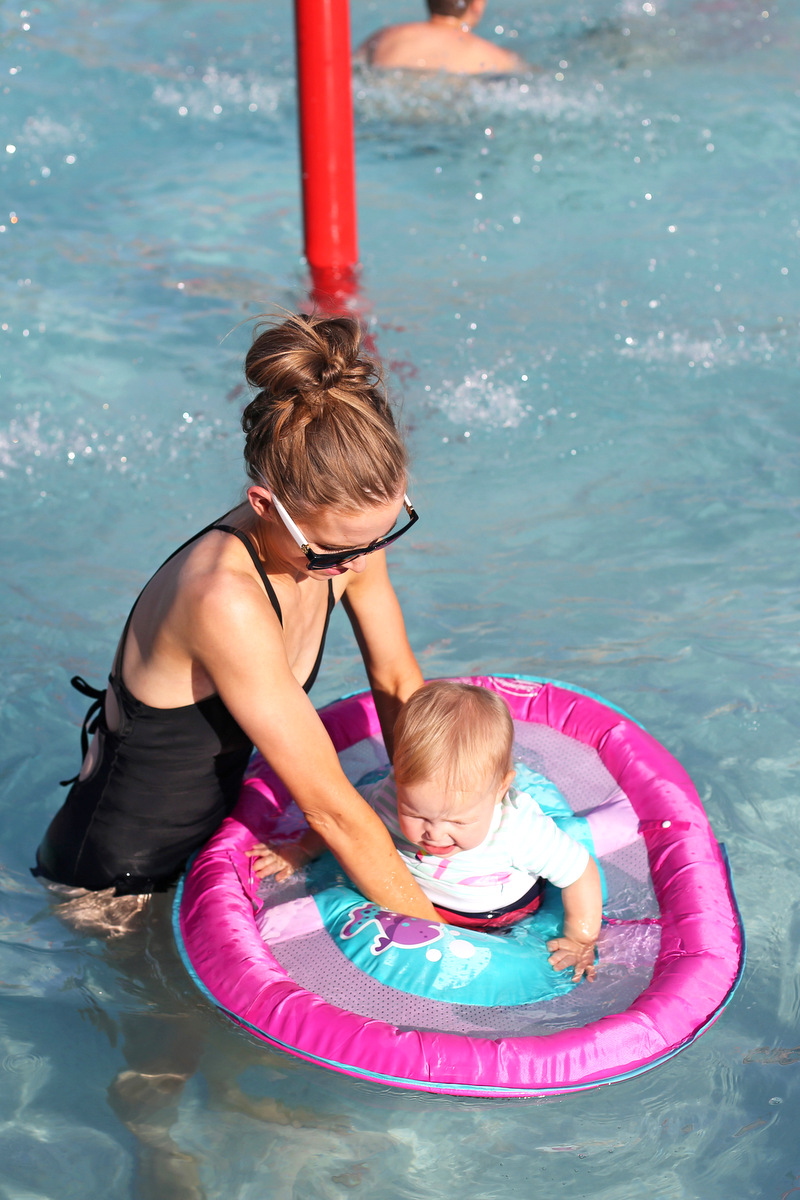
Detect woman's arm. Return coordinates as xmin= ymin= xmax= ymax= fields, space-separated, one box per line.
xmin=341 ymin=551 xmax=424 ymax=760
xmin=189 ymin=567 xmax=439 ymax=921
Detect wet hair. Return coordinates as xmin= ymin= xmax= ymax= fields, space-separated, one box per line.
xmin=427 ymin=0 xmax=470 ymax=16
xmin=241 ymin=312 xmax=407 ymax=517
xmin=393 ymin=681 xmax=514 ymax=792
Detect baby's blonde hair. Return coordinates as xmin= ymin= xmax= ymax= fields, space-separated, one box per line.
xmin=393 ymin=681 xmax=514 ymax=792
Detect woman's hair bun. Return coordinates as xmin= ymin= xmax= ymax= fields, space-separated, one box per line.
xmin=241 ymin=310 xmax=408 ymax=516
xmin=317 ymin=351 xmax=347 ymax=392
xmin=245 ymin=312 xmax=372 ymax=408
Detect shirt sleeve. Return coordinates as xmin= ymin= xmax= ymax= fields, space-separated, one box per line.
xmin=510 ymin=793 xmax=590 ymax=889
xmin=357 ymin=772 xmax=407 ymax=846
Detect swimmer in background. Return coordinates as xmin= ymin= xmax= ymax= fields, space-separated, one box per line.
xmin=254 ymin=680 xmax=602 ymax=982
xmin=355 ymin=0 xmax=528 ymax=75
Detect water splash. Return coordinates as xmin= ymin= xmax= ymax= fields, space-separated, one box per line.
xmin=152 ymin=65 xmax=288 ymax=121
xmin=618 ymin=326 xmax=794 ymax=369
xmin=434 ymin=369 xmax=530 ymax=429
xmin=0 ymin=409 xmax=228 ymax=482
xmin=353 ymin=67 xmax=605 ymax=128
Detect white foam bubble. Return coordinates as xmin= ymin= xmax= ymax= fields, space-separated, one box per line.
xmin=618 ymin=327 xmax=785 ymax=369
xmin=152 ymin=66 xmax=286 ymax=120
xmin=435 ymin=369 xmax=529 ymax=429
xmin=19 ymin=114 xmax=83 ymax=148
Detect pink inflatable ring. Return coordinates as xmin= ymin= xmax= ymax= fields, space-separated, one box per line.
xmin=174 ymin=676 xmax=744 ymax=1097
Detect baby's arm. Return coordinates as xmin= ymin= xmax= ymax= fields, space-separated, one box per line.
xmin=546 ymin=857 xmax=602 ymax=982
xmin=246 ymin=829 xmax=327 ymax=882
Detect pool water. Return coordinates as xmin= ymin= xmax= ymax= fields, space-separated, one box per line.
xmin=2 ymin=0 xmax=799 ymax=1194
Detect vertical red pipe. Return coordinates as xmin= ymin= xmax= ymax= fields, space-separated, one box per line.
xmin=295 ymin=0 xmax=359 ymax=308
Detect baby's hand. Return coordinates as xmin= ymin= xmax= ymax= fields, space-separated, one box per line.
xmin=246 ymin=841 xmax=310 ymax=882
xmin=546 ymin=936 xmax=597 ymax=983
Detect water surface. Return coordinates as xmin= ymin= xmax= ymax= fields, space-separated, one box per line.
xmin=2 ymin=0 xmax=799 ymax=1196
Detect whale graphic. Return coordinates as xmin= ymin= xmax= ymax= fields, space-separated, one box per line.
xmin=340 ymin=903 xmax=445 ymax=956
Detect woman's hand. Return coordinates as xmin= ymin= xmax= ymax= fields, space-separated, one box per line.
xmin=246 ymin=829 xmax=326 ymax=881
xmin=247 ymin=841 xmax=309 ymax=882
xmin=546 ymin=935 xmax=597 ymax=982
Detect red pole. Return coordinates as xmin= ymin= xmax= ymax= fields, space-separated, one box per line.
xmin=294 ymin=0 xmax=359 ymax=312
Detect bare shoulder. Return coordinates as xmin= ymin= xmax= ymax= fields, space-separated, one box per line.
xmin=355 ymin=23 xmax=420 ymax=66
xmin=353 ymin=27 xmax=383 ymax=63
xmin=358 ymin=23 xmax=528 ymax=75
xmin=466 ymin=34 xmax=527 ymax=73
xmin=120 ymin=521 xmax=289 ymax=708
xmin=339 ymin=548 xmax=394 ymax=607
xmin=176 ymin=529 xmax=283 ymax=649
xmin=178 ymin=526 xmax=260 ymax=593
xmin=357 ymin=23 xmax=452 ymax=70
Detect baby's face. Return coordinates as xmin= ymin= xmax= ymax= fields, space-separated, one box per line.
xmin=395 ymin=768 xmax=514 ymax=857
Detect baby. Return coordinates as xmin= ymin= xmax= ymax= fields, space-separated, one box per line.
xmin=256 ymin=680 xmax=601 ymax=982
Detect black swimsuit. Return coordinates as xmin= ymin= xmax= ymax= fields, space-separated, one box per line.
xmin=35 ymin=520 xmax=335 ymax=895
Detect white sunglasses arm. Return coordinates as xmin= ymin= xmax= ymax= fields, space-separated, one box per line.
xmin=269 ymin=492 xmax=309 ymax=549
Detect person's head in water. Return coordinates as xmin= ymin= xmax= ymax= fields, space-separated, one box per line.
xmin=427 ymin=0 xmax=485 ymax=25
xmin=241 ymin=313 xmax=415 ymax=576
xmin=392 ymin=681 xmax=516 ymax=856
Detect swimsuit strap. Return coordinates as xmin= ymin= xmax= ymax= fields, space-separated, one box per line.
xmin=213 ymin=528 xmax=335 ymax=693
xmin=213 ymin=526 xmax=334 ymax=692
xmin=213 ymin=525 xmax=283 ymax=625
xmin=58 ymin=675 xmax=108 ymax=787
xmin=302 ymin=578 xmax=335 ymax=694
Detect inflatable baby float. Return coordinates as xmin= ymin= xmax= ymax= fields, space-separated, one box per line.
xmin=175 ymin=676 xmax=744 ymax=1096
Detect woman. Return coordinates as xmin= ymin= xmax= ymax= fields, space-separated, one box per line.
xmin=36 ymin=311 xmax=440 ymax=922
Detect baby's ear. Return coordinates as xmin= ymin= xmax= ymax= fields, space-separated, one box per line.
xmin=497 ymin=767 xmax=516 ymax=800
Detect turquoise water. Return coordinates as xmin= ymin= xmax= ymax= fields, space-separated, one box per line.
xmin=2 ymin=0 xmax=799 ymax=1194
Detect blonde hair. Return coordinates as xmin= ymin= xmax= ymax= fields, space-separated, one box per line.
xmin=393 ymin=681 xmax=514 ymax=792
xmin=241 ymin=312 xmax=407 ymax=518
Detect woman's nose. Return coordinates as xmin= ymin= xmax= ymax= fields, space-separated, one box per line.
xmin=346 ymin=554 xmax=368 ymax=574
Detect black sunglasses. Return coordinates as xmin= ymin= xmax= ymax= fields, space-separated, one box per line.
xmin=271 ymin=493 xmax=419 ymax=570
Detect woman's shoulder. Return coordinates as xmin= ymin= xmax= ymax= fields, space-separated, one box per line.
xmin=151 ymin=515 xmax=281 ymax=640
xmin=171 ymin=517 xmax=259 ymax=586
xmin=187 ymin=529 xmax=275 ymax=608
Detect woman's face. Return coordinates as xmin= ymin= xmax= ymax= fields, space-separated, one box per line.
xmin=300 ymin=498 xmax=406 ymax=576
xmin=259 ymin=489 xmax=408 ymax=578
